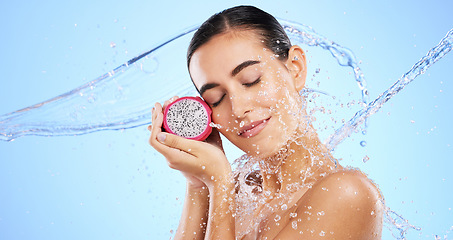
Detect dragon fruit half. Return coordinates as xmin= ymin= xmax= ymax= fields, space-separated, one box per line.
xmin=163 ymin=96 xmax=212 ymax=141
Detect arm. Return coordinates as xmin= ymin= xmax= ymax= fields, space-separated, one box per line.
xmin=204 ymin=176 xmax=236 ymax=239
xmin=149 ymin=101 xmax=234 ymax=240
xmin=174 ymin=183 xmax=209 ymax=240
xmin=149 ymin=98 xmax=209 ymax=239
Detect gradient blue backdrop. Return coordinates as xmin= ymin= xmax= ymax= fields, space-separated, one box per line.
xmin=1 ymin=0 xmax=452 ymax=239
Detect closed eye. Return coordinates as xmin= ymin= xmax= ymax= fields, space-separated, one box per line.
xmin=211 ymin=77 xmax=261 ymax=107
xmin=243 ymin=77 xmax=261 ymax=87
xmin=212 ymin=94 xmax=226 ymax=107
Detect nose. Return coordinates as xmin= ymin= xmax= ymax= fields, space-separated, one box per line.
xmin=230 ymin=94 xmax=251 ymax=119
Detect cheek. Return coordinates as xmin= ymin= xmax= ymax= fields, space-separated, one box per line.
xmin=211 ymin=110 xmax=235 ymax=133
xmin=267 ymin=71 xmax=299 ymax=103
xmin=259 ymin=80 xmax=302 ymax=132
xmin=211 ymin=110 xmax=225 ymax=126
xmin=257 ymin=79 xmax=288 ymax=110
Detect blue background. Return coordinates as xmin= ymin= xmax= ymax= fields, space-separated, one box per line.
xmin=0 ymin=0 xmax=452 ymax=239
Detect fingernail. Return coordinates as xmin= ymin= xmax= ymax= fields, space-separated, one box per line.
xmin=157 ymin=133 xmax=166 ymax=142
xmin=147 ymin=125 xmax=152 ymax=131
xmin=152 ymin=107 xmax=155 ymax=114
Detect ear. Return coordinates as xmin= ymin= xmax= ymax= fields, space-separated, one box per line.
xmin=286 ymin=45 xmax=307 ymax=92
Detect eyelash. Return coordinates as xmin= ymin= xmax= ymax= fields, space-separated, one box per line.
xmin=244 ymin=77 xmax=262 ymax=87
xmin=211 ymin=77 xmax=262 ymax=107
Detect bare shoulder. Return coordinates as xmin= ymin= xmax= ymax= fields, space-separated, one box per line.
xmin=275 ymin=169 xmax=384 ymax=240
xmin=314 ymin=169 xmax=382 ymax=203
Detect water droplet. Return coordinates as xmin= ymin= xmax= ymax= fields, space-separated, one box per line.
xmin=274 ymin=215 xmax=281 ymax=222
xmin=292 ymin=220 xmax=298 ymax=230
xmin=290 ymin=212 xmax=298 ymax=218
xmin=211 ymin=176 xmax=215 ymax=180
xmin=110 ymin=42 xmax=116 ymax=48
xmin=360 ymin=141 xmax=367 ymax=147
xmin=371 ymin=210 xmax=375 ymax=215
xmin=281 ymin=204 xmax=288 ymax=210
xmin=315 ymin=68 xmax=320 ymax=73
xmin=319 ymin=230 xmax=325 ymax=236
xmin=209 ymin=122 xmax=222 ymax=129
xmin=87 ymin=96 xmax=96 ymax=103
xmin=362 ymin=155 xmax=370 ymax=163
xmin=201 ymin=166 xmax=206 ymax=170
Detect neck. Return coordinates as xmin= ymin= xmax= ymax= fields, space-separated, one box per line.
xmin=259 ymin=125 xmax=338 ymax=194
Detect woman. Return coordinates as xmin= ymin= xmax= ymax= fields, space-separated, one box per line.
xmin=149 ymin=5 xmax=383 ymax=239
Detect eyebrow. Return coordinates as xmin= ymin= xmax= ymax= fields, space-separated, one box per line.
xmin=199 ymin=60 xmax=261 ymax=96
xmin=231 ymin=60 xmax=260 ymax=77
xmin=199 ymin=83 xmax=220 ymax=96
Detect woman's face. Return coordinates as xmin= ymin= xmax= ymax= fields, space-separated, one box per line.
xmin=189 ymin=31 xmax=307 ymax=158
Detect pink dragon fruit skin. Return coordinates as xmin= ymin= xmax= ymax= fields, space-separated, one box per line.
xmin=163 ymin=96 xmax=212 ymax=141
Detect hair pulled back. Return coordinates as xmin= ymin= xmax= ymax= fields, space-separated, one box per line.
xmin=187 ymin=5 xmax=292 ymax=68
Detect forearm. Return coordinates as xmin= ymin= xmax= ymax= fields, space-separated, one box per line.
xmin=205 ymin=178 xmax=236 ymax=240
xmin=174 ymin=183 xmax=209 ymax=240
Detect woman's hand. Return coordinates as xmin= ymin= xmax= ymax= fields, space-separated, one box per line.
xmin=148 ymin=97 xmax=232 ymax=190
xmin=149 ymin=97 xmax=236 ymax=240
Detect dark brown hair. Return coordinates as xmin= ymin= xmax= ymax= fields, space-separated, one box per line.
xmin=187 ymin=5 xmax=292 ymax=68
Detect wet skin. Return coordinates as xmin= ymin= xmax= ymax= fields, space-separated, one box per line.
xmin=149 ymin=30 xmax=383 ymax=239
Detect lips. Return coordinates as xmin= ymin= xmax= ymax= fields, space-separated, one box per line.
xmin=238 ymin=117 xmax=271 ymax=138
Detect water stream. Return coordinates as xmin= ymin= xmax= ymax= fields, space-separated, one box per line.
xmin=0 ymin=20 xmax=371 ymax=142
xmin=325 ymin=28 xmax=453 ymax=150
xmin=0 ymin=19 xmax=451 ymax=239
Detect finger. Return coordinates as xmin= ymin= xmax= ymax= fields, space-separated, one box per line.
xmin=149 ymin=103 xmax=164 ymax=147
xmin=154 ymin=131 xmax=202 ymax=170
xmin=156 ymin=132 xmax=201 ymax=155
xmin=149 ymin=102 xmax=204 ymax=172
xmin=147 ymin=106 xmax=157 ymax=132
xmin=151 ymin=102 xmax=162 ymax=122
xmin=205 ymin=128 xmax=224 ymax=151
xmin=162 ymin=96 xmax=180 ymax=110
xmin=150 ymin=110 xmax=197 ymax=157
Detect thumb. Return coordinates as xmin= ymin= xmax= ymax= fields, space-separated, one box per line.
xmin=157 ymin=132 xmax=198 ymax=154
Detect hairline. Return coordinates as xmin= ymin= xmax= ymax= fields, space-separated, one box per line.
xmin=189 ymin=27 xmax=289 ymax=94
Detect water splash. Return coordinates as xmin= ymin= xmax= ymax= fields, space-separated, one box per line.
xmin=283 ymin=21 xmax=369 ymax=106
xmin=0 ymin=20 xmax=367 ymax=142
xmin=0 ymin=20 xmax=451 ymax=239
xmin=325 ymin=28 xmax=453 ymax=150
xmin=0 ymin=25 xmax=199 ymax=141
xmin=384 ymin=206 xmax=422 ymax=240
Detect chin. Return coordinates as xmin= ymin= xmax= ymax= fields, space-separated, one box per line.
xmin=229 ymin=120 xmax=299 ymax=159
